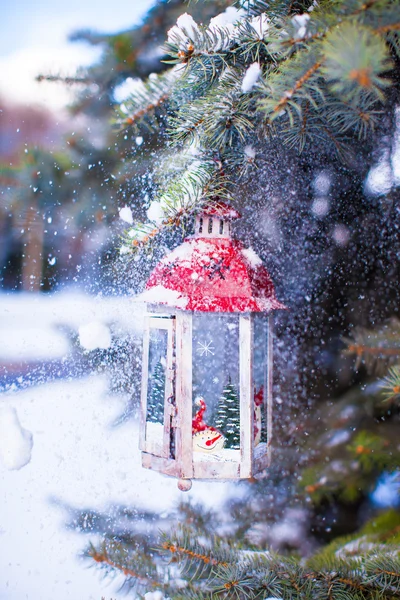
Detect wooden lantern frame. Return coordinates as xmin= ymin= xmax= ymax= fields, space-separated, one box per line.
xmin=140 ymin=306 xmax=274 ymax=481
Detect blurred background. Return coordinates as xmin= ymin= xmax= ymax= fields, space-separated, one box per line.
xmin=1 ymin=1 xmax=400 ymax=598
xmin=1 ymin=0 xmax=153 ymax=293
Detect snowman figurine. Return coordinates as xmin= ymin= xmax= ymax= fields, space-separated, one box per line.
xmin=192 ymin=397 xmax=225 ymax=453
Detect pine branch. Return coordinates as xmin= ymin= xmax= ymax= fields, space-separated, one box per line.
xmin=272 ymin=59 xmax=324 ymax=115
xmin=36 ymin=74 xmax=94 ymax=85
xmin=117 ymin=67 xmax=183 ymax=132
xmin=110 ymin=0 xmax=400 ymax=257
xmin=344 ymin=318 xmax=400 ymax=373
xmin=88 ymin=511 xmax=400 ymax=599
xmin=120 ymin=157 xmax=229 ymax=252
xmin=161 ymin=528 xmax=400 ymax=599
xmin=160 ymin=527 xmax=233 ymax=584
xmin=88 ymin=541 xmax=161 ymax=592
xmin=381 ymin=366 xmax=400 ymax=403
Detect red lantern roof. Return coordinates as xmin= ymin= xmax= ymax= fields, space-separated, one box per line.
xmin=139 ymin=203 xmax=286 ymax=312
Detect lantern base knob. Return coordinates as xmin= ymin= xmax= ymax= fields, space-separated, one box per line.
xmin=177 ymin=478 xmax=192 ymax=492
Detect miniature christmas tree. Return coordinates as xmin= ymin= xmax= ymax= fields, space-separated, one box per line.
xmin=214 ymin=379 xmax=240 ymax=449
xmin=147 ymin=360 xmax=165 ymax=424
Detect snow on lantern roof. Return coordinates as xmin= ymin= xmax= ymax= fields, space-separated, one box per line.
xmin=139 ymin=235 xmax=286 ymax=313
xmin=199 ymin=200 xmax=241 ymax=219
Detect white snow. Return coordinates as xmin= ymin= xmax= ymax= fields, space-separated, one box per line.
xmin=0 ymin=373 xmax=232 ymax=600
xmin=250 ymin=14 xmax=270 ymax=37
xmin=291 ymin=14 xmax=310 ymax=39
xmin=241 ymin=62 xmax=261 ymax=93
xmin=113 ymin=77 xmax=142 ymax=103
xmin=167 ymin=13 xmax=199 ymax=48
xmin=145 ymin=421 xmax=164 ymax=454
xmin=136 ymin=286 xmax=188 ymax=309
xmin=244 ymin=145 xmax=256 ymax=160
xmin=162 ymin=242 xmax=192 ymax=265
xmin=325 ymin=429 xmax=351 ymax=448
xmin=209 ymin=6 xmax=245 ymax=33
xmin=119 ymin=205 xmax=133 ymax=224
xmin=176 ymin=13 xmax=199 ymax=38
xmin=371 ymin=471 xmax=400 ymax=507
xmin=0 ymin=292 xmax=144 ymax=363
xmin=268 ymin=508 xmax=309 ymax=550
xmin=147 ymin=200 xmax=165 ymax=225
xmin=144 ymin=592 xmax=166 ymax=600
xmin=308 ymin=0 xmax=319 ymax=11
xmin=242 ymin=247 xmax=263 ymax=267
xmin=0 ymin=405 xmax=33 ymax=470
xmin=0 ymin=326 xmax=69 ymax=361
xmin=78 ymin=321 xmax=112 ymax=351
xmin=364 ymin=119 xmax=400 ymax=196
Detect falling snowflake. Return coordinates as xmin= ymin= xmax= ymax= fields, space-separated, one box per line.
xmin=197 ymin=340 xmax=215 ymax=356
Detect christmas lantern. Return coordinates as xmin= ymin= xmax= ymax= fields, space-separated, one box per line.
xmin=138 ymin=201 xmax=285 ymax=490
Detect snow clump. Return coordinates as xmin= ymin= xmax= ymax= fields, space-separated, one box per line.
xmin=167 ymin=13 xmax=199 ymax=48
xmin=144 ymin=591 xmax=166 ymax=600
xmin=371 ymin=471 xmax=400 ymax=508
xmin=119 ymin=206 xmax=133 ymax=224
xmin=241 ymin=63 xmax=262 ymax=93
xmin=0 ymin=406 xmax=33 ymax=470
xmin=176 ymin=13 xmax=199 ymax=37
xmin=308 ymin=0 xmax=319 ymax=11
xmin=250 ymin=13 xmax=270 ymax=37
xmin=147 ymin=201 xmax=165 ymax=225
xmin=244 ymin=145 xmax=256 ymax=160
xmin=242 ymin=247 xmax=262 ymax=267
xmin=209 ymin=6 xmax=246 ymax=33
xmin=291 ymin=14 xmax=310 ymax=38
xmin=78 ymin=321 xmax=112 ymax=351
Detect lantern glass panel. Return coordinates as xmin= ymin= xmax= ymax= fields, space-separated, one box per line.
xmin=146 ymin=327 xmax=168 ymax=443
xmin=192 ymin=313 xmax=240 ymax=459
xmin=253 ymin=315 xmax=269 ymax=447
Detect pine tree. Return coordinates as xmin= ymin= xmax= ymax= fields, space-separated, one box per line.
xmin=147 ymin=360 xmax=165 ymax=423
xmin=260 ymin=402 xmax=268 ymax=444
xmin=215 ymin=379 xmax=240 ymax=449
xmin=110 ymin=0 xmax=400 ymax=255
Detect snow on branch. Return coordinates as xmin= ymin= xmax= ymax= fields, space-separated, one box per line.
xmin=121 ymin=158 xmax=219 ymax=254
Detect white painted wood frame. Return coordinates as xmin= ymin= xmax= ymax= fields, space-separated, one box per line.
xmin=193 ymin=461 xmax=240 ymax=479
xmin=139 ymin=315 xmax=149 ymax=453
xmin=140 ymin=315 xmax=176 ymax=460
xmin=267 ymin=315 xmax=273 ymax=466
xmin=175 ymin=311 xmax=194 ymax=479
xmin=252 ymin=315 xmax=269 ymax=475
xmin=141 ymin=452 xmax=181 ymax=477
xmin=239 ymin=314 xmax=254 ymax=478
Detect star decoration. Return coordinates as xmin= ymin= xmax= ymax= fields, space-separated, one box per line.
xmin=197 ymin=340 xmax=215 ymax=356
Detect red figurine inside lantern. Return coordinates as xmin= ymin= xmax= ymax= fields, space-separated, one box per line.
xmin=137 ymin=201 xmax=285 ymax=490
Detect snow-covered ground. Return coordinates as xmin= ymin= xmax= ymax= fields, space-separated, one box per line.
xmin=0 ymin=292 xmax=231 ymax=600
xmin=0 ymin=291 xmax=144 ymax=362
